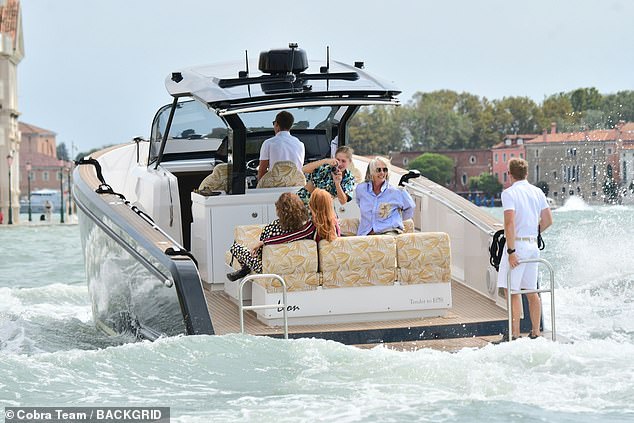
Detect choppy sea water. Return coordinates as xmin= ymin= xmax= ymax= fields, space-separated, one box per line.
xmin=1 ymin=202 xmax=633 ymax=423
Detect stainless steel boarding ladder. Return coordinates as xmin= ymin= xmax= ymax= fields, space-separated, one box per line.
xmin=506 ymin=258 xmax=556 ymax=342
xmin=238 ymin=274 xmax=289 ymax=339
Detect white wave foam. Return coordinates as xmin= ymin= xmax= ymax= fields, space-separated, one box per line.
xmin=555 ymin=196 xmax=592 ymax=212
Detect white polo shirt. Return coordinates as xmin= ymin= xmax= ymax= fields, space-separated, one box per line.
xmin=501 ymin=180 xmax=549 ymax=237
xmin=259 ymin=131 xmax=305 ymax=171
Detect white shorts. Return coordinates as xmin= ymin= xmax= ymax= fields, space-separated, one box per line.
xmin=497 ymin=240 xmax=540 ymax=291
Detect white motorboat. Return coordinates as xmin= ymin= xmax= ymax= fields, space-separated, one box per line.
xmin=74 ymin=45 xmax=544 ymax=348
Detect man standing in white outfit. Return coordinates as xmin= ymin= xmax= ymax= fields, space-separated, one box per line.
xmin=258 ymin=111 xmax=305 ymax=180
xmin=497 ymin=158 xmax=553 ymax=341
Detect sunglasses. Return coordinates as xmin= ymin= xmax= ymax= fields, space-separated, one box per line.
xmin=375 ymin=167 xmax=389 ymax=173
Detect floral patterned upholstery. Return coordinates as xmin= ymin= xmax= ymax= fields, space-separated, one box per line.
xmin=396 ymin=232 xmax=451 ymax=284
xmin=257 ymin=161 xmax=306 ymax=188
xmin=319 ymin=235 xmax=397 ymax=288
xmin=339 ymin=218 xmax=360 ymax=237
xmin=257 ymin=240 xmax=320 ymax=293
xmin=198 ymin=163 xmax=229 ymax=192
xmin=339 ymin=218 xmax=415 ymax=236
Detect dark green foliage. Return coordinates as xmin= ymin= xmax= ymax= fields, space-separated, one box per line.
xmin=408 ymin=153 xmax=454 ymax=185
xmin=469 ymin=173 xmax=503 ymax=196
xmin=56 ymin=142 xmax=69 ymax=161
xmin=535 ymin=181 xmax=549 ymax=196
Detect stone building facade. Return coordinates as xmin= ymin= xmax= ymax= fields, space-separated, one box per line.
xmin=525 ymin=123 xmax=634 ymax=204
xmin=0 ymin=0 xmax=23 ymax=223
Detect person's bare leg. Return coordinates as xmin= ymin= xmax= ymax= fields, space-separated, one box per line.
xmin=526 ymin=292 xmax=542 ymax=337
xmin=512 ymin=294 xmax=522 ymax=338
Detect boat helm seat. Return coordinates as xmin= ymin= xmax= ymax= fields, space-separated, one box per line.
xmin=257 ymin=161 xmax=306 ymax=188
xmin=198 ymin=163 xmax=229 ymax=192
xmin=348 ymin=161 xmax=363 ymax=183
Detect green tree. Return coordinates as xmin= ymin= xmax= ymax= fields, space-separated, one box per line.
xmin=408 ymin=152 xmax=453 ymax=185
xmin=469 ymin=172 xmax=503 ymax=196
xmin=347 ymin=106 xmax=406 ymax=155
xmin=57 ymin=142 xmax=69 ymax=161
xmin=540 ymin=93 xmax=574 ymax=130
xmin=492 ymin=96 xmax=543 ymax=135
xmin=569 ymin=87 xmax=602 ymax=113
xmin=601 ymin=91 xmax=634 ymax=126
xmin=404 ymin=90 xmax=473 ymax=151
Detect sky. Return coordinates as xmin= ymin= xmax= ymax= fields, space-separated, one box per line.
xmin=17 ymin=0 xmax=634 ymax=155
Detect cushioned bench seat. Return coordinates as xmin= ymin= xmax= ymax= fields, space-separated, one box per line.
xmin=225 ymin=222 xmax=452 ymax=326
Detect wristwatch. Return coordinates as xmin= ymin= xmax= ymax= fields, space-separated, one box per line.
xmin=507 ymin=248 xmax=516 ymax=254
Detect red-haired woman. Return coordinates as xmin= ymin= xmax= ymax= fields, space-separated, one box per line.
xmin=309 ymin=188 xmax=340 ymax=242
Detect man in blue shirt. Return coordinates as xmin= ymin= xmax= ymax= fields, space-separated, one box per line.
xmin=355 ymin=157 xmax=415 ymax=235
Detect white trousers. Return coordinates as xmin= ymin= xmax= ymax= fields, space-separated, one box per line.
xmin=497 ymin=240 xmax=540 ymax=291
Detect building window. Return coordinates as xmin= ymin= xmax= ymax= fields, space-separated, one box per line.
xmin=553 ymin=171 xmax=557 ymax=180
xmin=505 ymin=139 xmax=511 ymax=146
xmin=43 ymin=171 xmax=49 ymax=181
xmin=494 ymin=153 xmax=498 ymax=163
xmin=535 ymin=165 xmax=540 ymax=181
xmin=607 ymin=148 xmax=613 ymax=155
xmin=577 ymin=165 xmax=581 ymax=182
xmin=469 ymin=155 xmax=476 ymax=164
xmin=535 ymin=149 xmax=539 ymax=158
xmin=624 ymin=161 xmax=628 ymax=183
xmin=510 ymin=153 xmax=514 ymax=158
xmin=592 ymin=148 xmax=597 ymax=157
xmin=403 ymin=158 xmax=409 ymax=166
xmin=553 ymin=191 xmax=558 ymax=198
xmin=503 ymin=153 xmax=506 ymax=162
xmin=592 ymin=164 xmax=597 ymax=181
xmin=503 ymin=173 xmax=507 ymax=183
xmin=520 ymin=153 xmax=524 ymax=159
xmin=517 ymin=138 xmax=524 ymax=145
xmin=57 ymin=171 xmax=63 ymax=181
xmin=461 ymin=173 xmax=467 ymax=186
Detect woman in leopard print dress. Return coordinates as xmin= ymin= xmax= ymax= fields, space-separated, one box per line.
xmin=227 ymin=192 xmax=316 ymax=280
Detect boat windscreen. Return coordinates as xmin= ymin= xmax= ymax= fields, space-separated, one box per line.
xmin=150 ymin=100 xmax=228 ymax=163
xmin=239 ymin=105 xmax=341 ymax=132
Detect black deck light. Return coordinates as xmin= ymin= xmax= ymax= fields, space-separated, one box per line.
xmin=354 ymin=61 xmax=364 ymax=69
xmin=398 ymin=169 xmax=421 ymax=187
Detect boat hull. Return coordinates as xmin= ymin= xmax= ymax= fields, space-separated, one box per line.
xmin=74 ymin=164 xmax=214 ymax=339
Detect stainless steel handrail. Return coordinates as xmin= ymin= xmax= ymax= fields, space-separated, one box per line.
xmin=238 ymin=274 xmax=289 ymax=339
xmin=506 ymin=258 xmax=556 ymax=342
xmin=403 ymin=182 xmax=500 ymax=236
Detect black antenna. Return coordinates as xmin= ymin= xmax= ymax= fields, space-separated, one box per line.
xmin=288 ymin=43 xmax=298 ymax=88
xmin=238 ymin=50 xmax=249 ymax=78
xmin=320 ymin=46 xmax=330 ymax=74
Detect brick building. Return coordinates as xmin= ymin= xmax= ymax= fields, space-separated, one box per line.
xmin=491 ymin=133 xmax=539 ymax=188
xmin=389 ymin=149 xmax=492 ymax=194
xmin=18 ymin=122 xmax=71 ymax=195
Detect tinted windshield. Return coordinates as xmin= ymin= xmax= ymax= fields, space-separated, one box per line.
xmin=150 ymin=100 xmax=228 ymax=163
xmin=239 ymin=106 xmax=340 ymax=132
